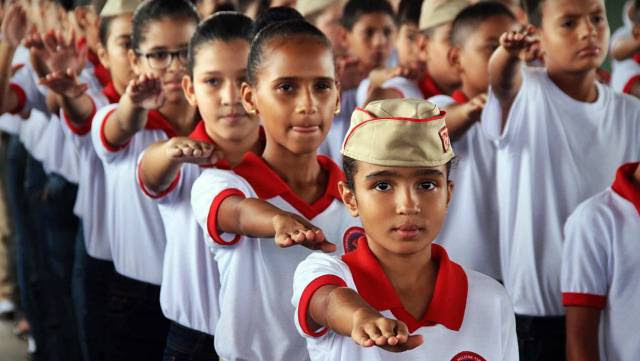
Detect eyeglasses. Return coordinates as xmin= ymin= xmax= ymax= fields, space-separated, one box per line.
xmin=136 ymin=48 xmax=189 ymax=70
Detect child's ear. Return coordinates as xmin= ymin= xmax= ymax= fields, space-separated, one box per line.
xmin=418 ymin=33 xmax=429 ymax=60
xmin=447 ymin=46 xmax=461 ymax=71
xmin=182 ymin=75 xmax=197 ymax=107
xmin=241 ymin=82 xmax=258 ymax=115
xmin=73 ymin=7 xmax=88 ymax=30
xmin=128 ymin=49 xmax=141 ymax=74
xmin=338 ymin=181 xmax=359 ymax=217
xmin=445 ymin=180 xmax=454 ymax=208
xmin=97 ymin=43 xmax=110 ymax=69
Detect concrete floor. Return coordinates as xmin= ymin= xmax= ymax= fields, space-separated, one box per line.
xmin=0 ymin=318 xmax=28 ymax=361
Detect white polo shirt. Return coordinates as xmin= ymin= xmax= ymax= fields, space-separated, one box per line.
xmin=9 ymin=63 xmax=48 ymax=116
xmin=481 ymin=66 xmax=640 ymax=316
xmin=428 ymin=91 xmax=501 ymax=280
xmin=60 ymin=83 xmax=120 ymax=260
xmin=561 ymin=162 xmax=640 ymax=361
xmin=292 ymin=238 xmax=518 ymax=361
xmin=191 ymin=153 xmax=362 ymax=361
xmin=91 ymin=104 xmax=175 ymax=284
xmin=610 ymin=27 xmax=640 ymax=94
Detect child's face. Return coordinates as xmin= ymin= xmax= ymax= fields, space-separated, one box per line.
xmin=455 ymin=15 xmax=518 ymax=97
xmin=396 ymin=23 xmax=424 ymax=73
xmin=99 ymin=15 xmax=134 ymax=93
xmin=538 ymin=0 xmax=609 ymax=76
xmin=340 ymin=162 xmax=453 ymax=256
xmin=130 ymin=18 xmax=196 ymax=104
xmin=242 ymin=38 xmax=339 ymax=155
xmin=420 ymin=23 xmax=460 ymax=90
xmin=345 ymin=12 xmax=396 ymax=70
xmin=184 ymin=39 xmax=258 ymax=142
xmin=313 ymin=2 xmax=346 ymax=57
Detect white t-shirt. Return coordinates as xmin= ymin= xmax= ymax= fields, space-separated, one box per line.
xmin=191 ymin=153 xmax=362 ymax=361
xmin=292 ymin=239 xmax=518 ymax=361
xmin=59 ymin=84 xmax=120 ymax=260
xmin=481 ymin=66 xmax=640 ymax=316
xmin=561 ymin=162 xmax=640 ymax=361
xmin=356 ymin=76 xmax=424 ymax=106
xmin=91 ymin=104 xmax=175 ymax=284
xmin=428 ymin=92 xmax=501 ymax=280
xmin=137 ymin=120 xmax=221 ymax=335
xmin=610 ymin=27 xmax=640 ymax=94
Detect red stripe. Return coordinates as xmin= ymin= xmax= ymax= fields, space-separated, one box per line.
xmin=99 ymin=108 xmax=131 ymax=152
xmin=562 ymin=292 xmax=606 ymax=309
xmin=298 ymin=274 xmax=346 ymax=337
xmin=206 ymin=188 xmax=245 ymax=246
xmin=9 ymin=83 xmax=26 ymax=114
xmin=63 ymin=97 xmax=96 ymax=135
xmin=622 ymin=75 xmax=640 ymax=94
xmin=137 ymin=163 xmax=182 ymax=200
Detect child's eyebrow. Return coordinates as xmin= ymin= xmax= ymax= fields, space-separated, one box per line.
xmin=365 ymin=170 xmax=398 ymax=179
xmin=414 ymin=169 xmax=445 ymax=177
xmin=146 ymin=44 xmax=189 ymax=52
xmin=270 ymin=76 xmax=335 ymax=83
xmin=365 ymin=169 xmax=445 ymax=179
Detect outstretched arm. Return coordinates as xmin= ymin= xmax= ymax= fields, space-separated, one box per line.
xmin=565 ymin=306 xmax=600 ymax=361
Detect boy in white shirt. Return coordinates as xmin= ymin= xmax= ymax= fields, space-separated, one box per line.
xmin=486 ymin=0 xmax=640 ymax=359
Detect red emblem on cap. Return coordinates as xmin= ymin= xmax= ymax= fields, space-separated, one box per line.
xmin=451 ymin=351 xmax=486 ymax=361
xmin=439 ymin=125 xmax=451 ymax=153
xmin=343 ymin=227 xmax=364 ymax=253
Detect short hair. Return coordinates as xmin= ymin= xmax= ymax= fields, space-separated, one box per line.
xmin=247 ymin=19 xmax=333 ymax=84
xmin=450 ymin=1 xmax=516 ymax=47
xmin=99 ymin=16 xmax=115 ymax=46
xmin=252 ymin=6 xmax=304 ymax=37
xmin=522 ymin=0 xmax=543 ymax=27
xmin=340 ymin=0 xmax=395 ymax=31
xmin=131 ymin=0 xmax=201 ymax=51
xmin=396 ymin=0 xmax=422 ymax=26
xmin=188 ymin=11 xmax=254 ymax=76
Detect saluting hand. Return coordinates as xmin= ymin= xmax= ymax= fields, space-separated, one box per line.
xmin=500 ymin=25 xmax=540 ymax=60
xmin=351 ymin=308 xmax=424 ymax=353
xmin=164 ymin=137 xmax=223 ymax=165
xmin=1 ymin=4 xmax=28 ymax=48
xmin=40 ymin=68 xmax=88 ymax=98
xmin=272 ymin=213 xmax=336 ymax=253
xmin=126 ymin=73 xmax=165 ymax=110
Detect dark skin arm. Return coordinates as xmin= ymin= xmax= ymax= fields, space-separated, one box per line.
xmin=0 ymin=4 xmax=27 ymax=115
xmin=565 ymin=306 xmax=601 ymax=361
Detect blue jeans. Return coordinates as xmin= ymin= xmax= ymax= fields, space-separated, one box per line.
xmin=107 ymin=272 xmax=170 ymax=361
xmin=163 ymin=321 xmax=217 ymax=361
xmin=72 ymin=224 xmax=115 ymax=361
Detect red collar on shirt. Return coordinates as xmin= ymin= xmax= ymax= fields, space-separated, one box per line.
xmin=188 ymin=120 xmax=266 ymax=170
xmin=342 ymin=237 xmax=468 ymax=333
xmin=451 ymin=90 xmax=469 ymax=104
xmin=232 ymin=152 xmax=343 ymax=219
xmin=102 ymin=82 xmax=121 ymax=104
xmin=87 ymin=50 xmax=112 ymax=87
xmin=611 ymin=162 xmax=640 ymax=215
xmin=633 ymin=54 xmax=640 ymax=64
xmin=146 ymin=110 xmax=177 ymax=138
xmin=419 ymin=72 xmax=444 ymax=99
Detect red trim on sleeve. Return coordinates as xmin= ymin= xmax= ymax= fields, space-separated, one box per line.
xmin=137 ymin=162 xmax=182 ymax=200
xmin=562 ymin=292 xmax=607 ymax=309
xmin=622 ymin=75 xmax=640 ymax=94
xmin=63 ymin=97 xmax=96 ymax=135
xmin=206 ymin=188 xmax=245 ymax=246
xmin=298 ymin=274 xmax=347 ymax=337
xmin=99 ymin=108 xmax=131 ymax=152
xmin=9 ymin=83 xmax=26 ymax=114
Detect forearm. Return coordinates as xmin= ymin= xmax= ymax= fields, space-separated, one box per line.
xmin=218 ymin=197 xmax=291 ymax=237
xmin=311 ymin=285 xmax=378 ymax=337
xmin=444 ymin=104 xmax=476 ymax=140
xmin=139 ymin=141 xmax=183 ymax=194
xmin=0 ymin=43 xmax=18 ymax=114
xmin=489 ymin=47 xmax=522 ymax=105
xmin=611 ymin=37 xmax=640 ymax=61
xmin=104 ymin=96 xmax=147 ymax=147
xmin=59 ymin=93 xmax=95 ymax=127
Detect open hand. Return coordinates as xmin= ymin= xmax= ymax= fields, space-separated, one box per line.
xmin=126 ymin=73 xmax=165 ymax=110
xmin=351 ymin=308 xmax=424 ymax=353
xmin=272 ymin=213 xmax=335 ymax=253
xmin=1 ymin=4 xmax=28 ymax=47
xmin=164 ymin=137 xmax=222 ymax=165
xmin=40 ymin=69 xmax=88 ymax=98
xmin=40 ymin=29 xmax=87 ymax=75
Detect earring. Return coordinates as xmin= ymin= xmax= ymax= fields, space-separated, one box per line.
xmin=334 ymin=106 xmax=341 ymax=115
xmin=247 ymin=109 xmax=256 ymax=114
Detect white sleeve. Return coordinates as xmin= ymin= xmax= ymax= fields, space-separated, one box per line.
xmin=561 ymin=199 xmax=610 ymax=309
xmin=427 ymin=95 xmax=456 ymax=109
xmin=500 ymin=290 xmax=519 ymax=361
xmin=60 ymin=90 xmax=109 ymax=152
xmin=90 ymin=103 xmax=127 ymax=164
xmin=356 ymin=78 xmax=370 ymax=106
xmin=0 ymin=114 xmax=23 ymax=135
xmin=292 ymin=252 xmax=349 ymax=339
xmin=136 ymin=149 xmax=183 ymax=204
xmin=190 ymin=169 xmax=254 ymax=247
xmin=10 ymin=65 xmax=48 ymax=115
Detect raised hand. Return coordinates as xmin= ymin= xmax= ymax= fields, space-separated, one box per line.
xmin=351 ymin=308 xmax=424 ymax=353
xmin=164 ymin=137 xmax=222 ymax=165
xmin=272 ymin=213 xmax=336 ymax=253
xmin=1 ymin=4 xmax=28 ymax=47
xmin=500 ymin=25 xmax=539 ymax=59
xmin=126 ymin=73 xmax=165 ymax=110
xmin=337 ymin=56 xmax=367 ymax=91
xmin=463 ymin=93 xmax=488 ymax=123
xmin=41 ymin=29 xmax=87 ymax=75
xmin=40 ymin=68 xmax=88 ymax=98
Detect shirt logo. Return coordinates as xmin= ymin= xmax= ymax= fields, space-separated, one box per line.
xmin=451 ymin=351 xmax=486 ymax=361
xmin=439 ymin=126 xmax=451 ymax=153
xmin=343 ymin=227 xmax=364 ymax=253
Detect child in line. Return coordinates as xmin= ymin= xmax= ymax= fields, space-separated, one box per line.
xmin=428 ymin=1 xmax=518 ymax=281
xmin=561 ymin=162 xmax=640 ymax=361
xmin=138 ymin=12 xmax=261 ymax=360
xmin=190 ymin=20 xmax=362 ymax=361
xmin=486 ymin=0 xmax=640 ymax=359
xmin=89 ymin=0 xmax=200 ymax=358
xmin=610 ymin=0 xmax=640 ymax=96
xmin=292 ymin=98 xmax=518 ymax=360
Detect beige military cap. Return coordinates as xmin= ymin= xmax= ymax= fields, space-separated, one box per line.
xmin=341 ymin=98 xmax=454 ymax=167
xmin=419 ymin=0 xmax=470 ymax=31
xmin=100 ymin=0 xmax=142 ymax=17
